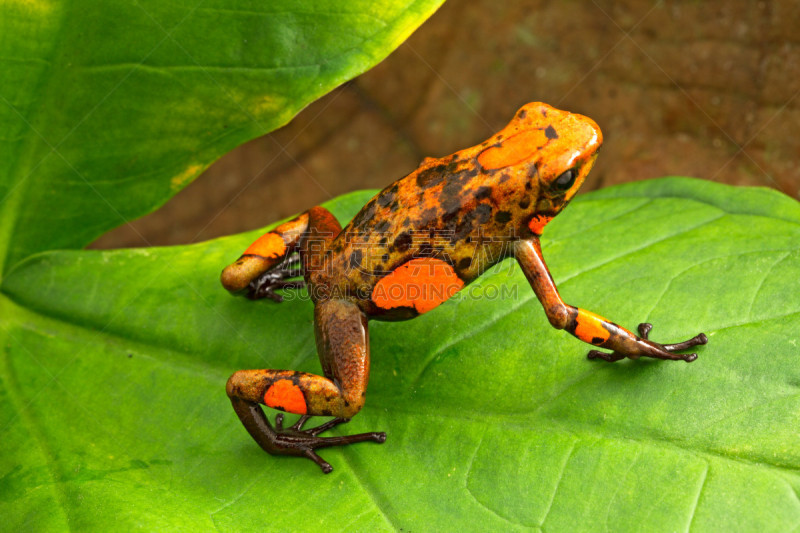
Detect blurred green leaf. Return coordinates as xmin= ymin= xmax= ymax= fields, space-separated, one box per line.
xmin=2 ymin=178 xmax=799 ymax=531
xmin=0 ymin=0 xmax=443 ymax=274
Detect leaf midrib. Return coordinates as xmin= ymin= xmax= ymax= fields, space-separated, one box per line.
xmin=373 ymin=403 xmax=800 ymax=480
xmin=0 ymin=324 xmax=71 ymax=529
xmin=0 ymin=0 xmax=69 ymax=277
xmin=1 ymin=293 xmax=230 ymax=384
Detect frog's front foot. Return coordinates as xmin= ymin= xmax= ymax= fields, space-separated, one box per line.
xmin=247 ymin=253 xmax=305 ymax=302
xmin=256 ymin=413 xmax=386 ymax=474
xmin=588 ymin=323 xmax=707 ymax=363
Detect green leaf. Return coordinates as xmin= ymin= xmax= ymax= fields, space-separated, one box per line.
xmin=2 ymin=177 xmax=799 ymax=531
xmin=0 ymin=0 xmax=443 ymax=274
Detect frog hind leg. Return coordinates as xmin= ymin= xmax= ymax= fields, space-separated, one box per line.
xmin=221 ymin=206 xmax=341 ymax=302
xmin=226 ymin=299 xmax=385 ymax=473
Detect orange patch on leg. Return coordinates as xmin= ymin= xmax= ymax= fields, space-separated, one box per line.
xmin=263 ymin=379 xmax=307 ymax=414
xmin=372 ymin=257 xmax=464 ymax=314
xmin=528 ymin=214 xmax=553 ymax=235
xmin=574 ymin=309 xmax=611 ymax=345
xmin=244 ymin=232 xmax=287 ymax=259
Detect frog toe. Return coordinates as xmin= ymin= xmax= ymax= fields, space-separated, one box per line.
xmin=246 ymin=253 xmax=305 ymax=301
xmin=587 ymin=349 xmax=626 ymax=362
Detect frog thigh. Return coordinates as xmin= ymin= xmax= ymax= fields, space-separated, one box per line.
xmin=221 ymin=206 xmax=341 ymax=291
xmin=313 ymin=298 xmax=370 ymax=417
xmin=226 ymin=298 xmax=369 ymax=419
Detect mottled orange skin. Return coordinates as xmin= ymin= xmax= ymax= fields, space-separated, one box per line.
xmin=303 ymin=102 xmax=600 ymax=319
xmin=220 ymin=102 xmax=707 ymax=473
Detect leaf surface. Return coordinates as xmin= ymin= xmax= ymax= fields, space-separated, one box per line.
xmin=0 ymin=0 xmax=443 ymax=274
xmin=2 ymin=178 xmax=799 ymax=531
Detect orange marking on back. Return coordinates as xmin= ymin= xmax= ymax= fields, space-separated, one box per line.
xmin=478 ymin=129 xmax=550 ymax=170
xmin=263 ymin=380 xmax=307 ymax=414
xmin=244 ymin=232 xmax=286 ymax=259
xmin=574 ymin=309 xmax=611 ymax=345
xmin=372 ymin=257 xmax=464 ymax=314
xmin=528 ymin=214 xmax=553 ymax=235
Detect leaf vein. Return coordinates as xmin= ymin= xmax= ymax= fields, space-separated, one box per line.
xmin=579 ymin=190 xmax=800 ymax=227
xmin=559 ymin=214 xmax=725 ymax=285
xmin=197 ymin=6 xmax=388 ymax=25
xmin=410 ymin=291 xmax=536 ymax=387
xmin=208 ymin=471 xmax=265 ymax=518
xmin=463 ymin=429 xmax=539 ymax=528
xmin=367 ymin=405 xmax=800 ymax=477
xmin=0 ymin=326 xmax=71 ymax=529
xmin=685 ymin=462 xmax=709 ymax=533
xmin=746 ymin=250 xmax=793 ymax=320
xmin=645 ymin=248 xmax=797 ymax=322
xmin=2 ymin=294 xmax=231 ymax=383
xmin=695 ymin=391 xmax=800 ymax=435
xmin=335 ymin=450 xmax=397 ymax=531
xmin=81 ymin=62 xmax=322 ymax=75
xmin=552 ymin=198 xmax=656 ymax=242
xmin=539 ymin=441 xmax=576 ymax=530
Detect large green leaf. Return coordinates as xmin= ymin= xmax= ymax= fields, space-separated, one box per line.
xmin=0 ymin=0 xmax=443 ymax=274
xmin=2 ymin=178 xmax=799 ymax=530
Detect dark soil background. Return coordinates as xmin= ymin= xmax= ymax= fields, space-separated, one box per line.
xmin=93 ymin=0 xmax=800 ymax=249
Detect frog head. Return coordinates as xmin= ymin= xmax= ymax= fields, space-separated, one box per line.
xmin=477 ymin=102 xmax=603 ymax=235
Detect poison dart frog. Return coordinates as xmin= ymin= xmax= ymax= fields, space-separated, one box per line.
xmin=221 ymin=102 xmax=707 ymax=473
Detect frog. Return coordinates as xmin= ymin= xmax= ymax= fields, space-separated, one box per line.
xmin=221 ymin=102 xmax=707 ymax=473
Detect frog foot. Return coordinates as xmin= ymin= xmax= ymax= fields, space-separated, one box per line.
xmin=267 ymin=413 xmax=386 ymax=473
xmin=588 ymin=323 xmax=708 ymax=363
xmin=247 ymin=253 xmax=305 ymax=302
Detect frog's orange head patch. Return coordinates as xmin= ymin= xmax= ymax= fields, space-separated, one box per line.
xmin=478 ymin=103 xmax=601 ymax=200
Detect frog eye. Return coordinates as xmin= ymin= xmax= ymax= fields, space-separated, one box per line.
xmin=554 ymin=169 xmax=576 ymax=191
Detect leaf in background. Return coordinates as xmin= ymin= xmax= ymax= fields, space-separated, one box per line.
xmin=2 ymin=178 xmax=799 ymax=530
xmin=0 ymin=0 xmax=444 ymax=274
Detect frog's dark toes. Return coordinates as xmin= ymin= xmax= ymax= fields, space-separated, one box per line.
xmin=247 ymin=253 xmax=305 ymax=301
xmin=304 ymin=426 xmax=386 ymax=474
xmin=662 ymin=332 xmax=708 ymax=352
xmin=587 ymin=349 xmax=625 ymax=362
xmin=589 ymin=324 xmax=707 ymax=363
xmin=305 ymin=450 xmax=333 ymax=474
xmin=637 ymin=323 xmax=707 ymax=354
xmin=269 ymin=413 xmax=386 ymax=474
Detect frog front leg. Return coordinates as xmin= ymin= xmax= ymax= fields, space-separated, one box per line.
xmin=514 ymin=238 xmax=707 ymax=362
xmin=226 ymin=299 xmax=386 ymax=473
xmin=220 ymin=206 xmax=341 ymax=301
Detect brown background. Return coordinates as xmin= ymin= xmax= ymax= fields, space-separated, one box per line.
xmin=93 ymin=0 xmax=800 ymax=249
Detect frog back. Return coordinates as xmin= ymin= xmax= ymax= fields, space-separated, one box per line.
xmin=318 ymin=152 xmax=534 ymax=319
